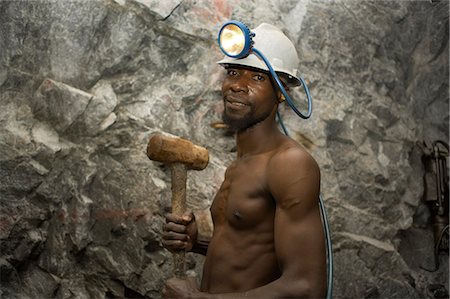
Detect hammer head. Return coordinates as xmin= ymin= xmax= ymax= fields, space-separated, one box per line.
xmin=147 ymin=133 xmax=209 ymax=170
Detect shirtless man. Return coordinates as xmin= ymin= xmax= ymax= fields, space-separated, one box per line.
xmin=162 ymin=23 xmax=326 ymax=298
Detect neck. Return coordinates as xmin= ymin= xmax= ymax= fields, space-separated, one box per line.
xmin=235 ymin=108 xmax=283 ymax=158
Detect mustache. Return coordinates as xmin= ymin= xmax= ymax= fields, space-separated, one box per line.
xmin=223 ymin=94 xmax=250 ymax=106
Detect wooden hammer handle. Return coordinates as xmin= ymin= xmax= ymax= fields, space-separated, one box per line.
xmin=171 ymin=163 xmax=187 ymax=278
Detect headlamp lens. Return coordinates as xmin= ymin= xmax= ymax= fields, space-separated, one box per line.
xmin=218 ymin=21 xmax=253 ymax=58
xmin=219 ymin=24 xmax=246 ymax=56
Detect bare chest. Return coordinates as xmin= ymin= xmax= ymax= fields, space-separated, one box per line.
xmin=211 ymin=155 xmax=275 ymax=230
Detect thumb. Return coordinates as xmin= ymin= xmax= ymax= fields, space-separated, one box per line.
xmin=181 ymin=211 xmax=194 ymax=224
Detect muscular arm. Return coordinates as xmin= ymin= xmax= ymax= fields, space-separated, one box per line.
xmin=246 ymin=147 xmax=325 ymax=298
xmin=268 ymin=147 xmax=326 ymax=297
xmin=166 ymin=147 xmax=327 ymax=299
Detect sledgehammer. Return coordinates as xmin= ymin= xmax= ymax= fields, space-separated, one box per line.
xmin=147 ymin=133 xmax=209 ymax=277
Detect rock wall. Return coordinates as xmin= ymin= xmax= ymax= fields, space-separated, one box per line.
xmin=0 ymin=0 xmax=448 ymax=298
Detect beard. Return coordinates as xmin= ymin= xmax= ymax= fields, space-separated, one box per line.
xmin=222 ymin=103 xmax=274 ymax=133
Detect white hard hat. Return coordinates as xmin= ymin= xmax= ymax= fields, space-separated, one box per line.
xmin=217 ymin=23 xmax=301 ymax=87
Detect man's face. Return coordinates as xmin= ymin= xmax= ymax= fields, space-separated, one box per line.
xmin=221 ymin=66 xmax=278 ymax=132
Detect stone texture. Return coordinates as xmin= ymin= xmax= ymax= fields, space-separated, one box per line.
xmin=0 ymin=0 xmax=448 ymax=298
xmin=32 ymin=79 xmax=93 ymax=133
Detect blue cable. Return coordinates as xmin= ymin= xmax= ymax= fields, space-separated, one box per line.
xmin=276 ymin=110 xmax=289 ymax=136
xmin=252 ymin=48 xmax=312 ymax=119
xmin=319 ymin=194 xmax=333 ymax=299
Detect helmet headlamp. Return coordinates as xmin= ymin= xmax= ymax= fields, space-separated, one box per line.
xmin=218 ymin=21 xmax=253 ymax=59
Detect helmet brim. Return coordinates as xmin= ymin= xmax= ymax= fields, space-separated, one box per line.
xmin=217 ymin=57 xmax=301 ymax=87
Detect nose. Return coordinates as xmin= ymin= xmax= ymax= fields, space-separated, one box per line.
xmin=229 ymin=77 xmax=249 ymax=93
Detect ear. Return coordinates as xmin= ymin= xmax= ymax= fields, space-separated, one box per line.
xmin=278 ymin=77 xmax=290 ymax=102
xmin=277 ymin=83 xmax=289 ymax=103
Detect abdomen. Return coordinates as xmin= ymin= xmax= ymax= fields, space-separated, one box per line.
xmin=201 ymin=226 xmax=280 ymax=293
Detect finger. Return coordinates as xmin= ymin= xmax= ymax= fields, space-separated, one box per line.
xmin=166 ymin=212 xmax=194 ymax=225
xmin=162 ymin=239 xmax=187 ymax=250
xmin=162 ymin=231 xmax=188 ymax=241
xmin=165 ymin=213 xmax=183 ymax=224
xmin=163 ymin=222 xmax=188 ymax=233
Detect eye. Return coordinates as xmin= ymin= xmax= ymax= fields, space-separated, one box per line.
xmin=227 ymin=69 xmax=238 ymax=76
xmin=253 ymin=74 xmax=266 ymax=81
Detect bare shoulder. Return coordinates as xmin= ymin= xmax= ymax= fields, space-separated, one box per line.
xmin=268 ymin=139 xmax=320 ymax=177
xmin=267 ymin=139 xmax=320 ymax=208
